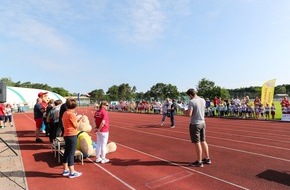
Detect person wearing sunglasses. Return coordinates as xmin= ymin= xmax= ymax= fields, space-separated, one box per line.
xmin=94 ymin=101 xmax=110 ymax=164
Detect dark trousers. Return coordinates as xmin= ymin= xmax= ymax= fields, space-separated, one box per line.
xmin=63 ymin=135 xmax=77 ymax=166
xmin=49 ymin=122 xmax=61 ymax=142
xmin=170 ymin=111 xmax=175 ymax=126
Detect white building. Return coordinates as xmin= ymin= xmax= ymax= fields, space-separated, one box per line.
xmin=6 ymin=86 xmax=66 ymax=108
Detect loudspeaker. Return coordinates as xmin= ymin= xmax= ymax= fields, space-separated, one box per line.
xmin=0 ymin=81 xmax=7 ymax=103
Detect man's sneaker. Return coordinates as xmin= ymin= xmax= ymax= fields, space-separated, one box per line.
xmin=170 ymin=125 xmax=175 ymax=128
xmin=101 ymin=158 xmax=110 ymax=164
xmin=190 ymin=161 xmax=204 ymax=167
xmin=160 ymin=122 xmax=164 ymax=126
xmin=202 ymin=158 xmax=211 ymax=164
xmin=69 ymin=171 xmax=82 ymax=179
xmin=35 ymin=138 xmax=43 ymax=143
xmin=95 ymin=157 xmax=102 ymax=163
xmin=62 ymin=170 xmax=70 ymax=177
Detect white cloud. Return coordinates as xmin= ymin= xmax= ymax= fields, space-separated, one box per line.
xmin=0 ymin=1 xmax=71 ymax=52
xmin=131 ymin=0 xmax=165 ymax=42
xmin=112 ymin=0 xmax=167 ymax=45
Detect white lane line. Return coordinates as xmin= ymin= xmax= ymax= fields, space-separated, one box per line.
xmin=117 ymin=143 xmax=250 ymax=190
xmin=87 ymin=158 xmax=136 ymax=190
xmin=145 ymin=171 xmax=193 ymax=189
xmin=207 ymin=136 xmax=290 ymax=151
xmin=112 ymin=125 xmax=290 ymax=162
xmin=122 ymin=117 xmax=290 ymax=139
xmin=152 ymin=127 xmax=290 ymax=151
xmin=208 ymin=130 xmax=290 ymax=144
xmin=21 ymin=113 xmax=136 ymax=189
xmin=22 ymin=113 xmax=35 ymax=122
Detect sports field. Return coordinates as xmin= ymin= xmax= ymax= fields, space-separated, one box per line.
xmin=11 ymin=107 xmax=290 ymax=190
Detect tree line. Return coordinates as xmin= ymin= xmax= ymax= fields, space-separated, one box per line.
xmin=1 ymin=77 xmax=289 ymax=103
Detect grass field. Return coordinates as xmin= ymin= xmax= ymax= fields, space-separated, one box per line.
xmin=273 ymin=100 xmax=282 ymax=119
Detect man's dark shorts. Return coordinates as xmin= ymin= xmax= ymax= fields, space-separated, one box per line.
xmin=189 ymin=123 xmax=206 ymax=143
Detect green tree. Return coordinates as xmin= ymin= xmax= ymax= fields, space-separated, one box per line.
xmin=220 ymin=88 xmax=230 ymax=99
xmin=0 ymin=77 xmax=14 ymax=86
xmin=275 ymin=86 xmax=286 ymax=94
xmin=89 ymin=89 xmax=105 ymax=103
xmin=163 ymin=84 xmax=179 ymax=100
xmin=118 ymin=83 xmax=134 ymax=101
xmin=148 ymin=83 xmax=166 ymax=100
xmin=197 ymin=78 xmax=221 ymax=99
xmin=107 ymin=85 xmax=119 ymax=101
xmin=52 ymin=87 xmax=70 ymax=97
xmin=135 ymin=92 xmax=144 ymax=101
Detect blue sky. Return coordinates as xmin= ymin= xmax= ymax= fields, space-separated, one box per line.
xmin=1 ymin=0 xmax=289 ymax=94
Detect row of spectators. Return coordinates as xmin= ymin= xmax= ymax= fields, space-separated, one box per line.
xmin=106 ymin=95 xmax=290 ymax=120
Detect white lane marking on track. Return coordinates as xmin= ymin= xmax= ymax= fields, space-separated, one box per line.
xmin=22 ymin=113 xmax=35 ymax=122
xmin=112 ymin=124 xmax=290 ymax=162
xmin=150 ymin=127 xmax=290 ymax=151
xmin=20 ymin=113 xmax=135 ymax=190
xmin=87 ymin=158 xmax=136 ymax=190
xmin=123 ymin=116 xmax=290 ymax=139
xmin=146 ymin=125 xmax=290 ymax=150
xmin=116 ymin=143 xmax=250 ymax=190
xmin=145 ymin=171 xmax=193 ymax=189
xmin=208 ymin=130 xmax=290 ymax=144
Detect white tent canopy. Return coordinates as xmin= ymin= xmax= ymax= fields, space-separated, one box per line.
xmin=6 ymin=86 xmax=66 ymax=108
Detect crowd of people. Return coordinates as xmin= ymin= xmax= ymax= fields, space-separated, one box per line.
xmin=1 ymin=90 xmax=288 ymax=178
xmin=107 ymin=95 xmax=290 ymax=121
xmin=32 ymin=91 xmax=112 ymax=179
xmin=205 ymin=95 xmax=290 ymax=120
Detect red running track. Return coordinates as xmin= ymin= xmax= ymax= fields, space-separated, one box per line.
xmin=14 ymin=107 xmax=290 ymax=190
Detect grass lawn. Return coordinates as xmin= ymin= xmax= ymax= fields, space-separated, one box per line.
xmin=274 ymin=100 xmax=282 ymax=120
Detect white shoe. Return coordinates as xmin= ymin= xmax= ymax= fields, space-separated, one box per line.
xmin=101 ymin=158 xmax=109 ymax=164
xmin=160 ymin=122 xmax=164 ymax=126
xmin=95 ymin=157 xmax=102 ymax=163
xmin=69 ymin=171 xmax=82 ymax=178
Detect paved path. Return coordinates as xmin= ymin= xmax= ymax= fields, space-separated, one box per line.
xmin=0 ymin=122 xmax=28 ymax=190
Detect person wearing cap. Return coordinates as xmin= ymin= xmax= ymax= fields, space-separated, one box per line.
xmin=34 ymin=98 xmax=45 ymax=143
xmin=181 ymin=88 xmax=211 ymax=167
xmin=38 ymin=92 xmax=49 ymax=134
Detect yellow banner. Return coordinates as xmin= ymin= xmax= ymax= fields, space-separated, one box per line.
xmin=261 ymin=79 xmax=276 ymax=106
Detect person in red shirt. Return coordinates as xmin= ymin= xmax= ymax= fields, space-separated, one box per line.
xmin=213 ymin=96 xmax=218 ymax=107
xmin=0 ymin=102 xmax=5 ymax=128
xmin=254 ymin=96 xmax=261 ymax=107
xmin=281 ymin=96 xmax=289 ymax=107
xmin=94 ymin=101 xmax=110 ymax=164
